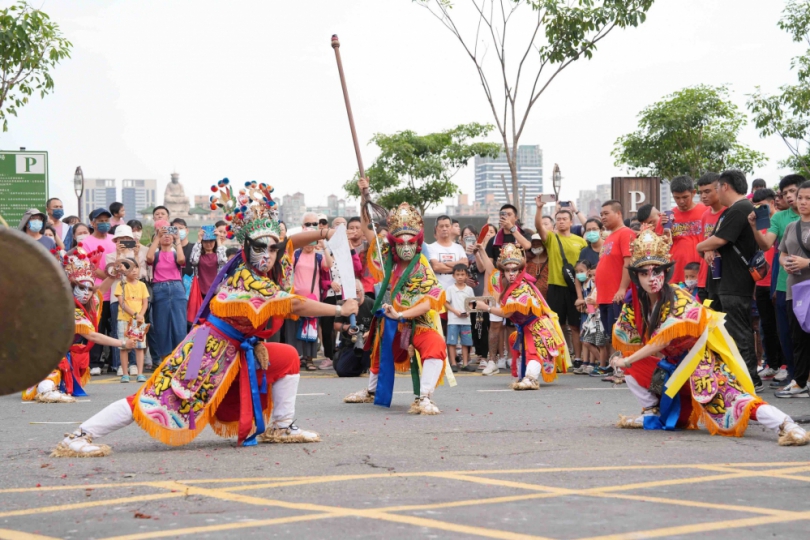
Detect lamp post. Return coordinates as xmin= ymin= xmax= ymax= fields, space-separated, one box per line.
xmin=552 ymin=163 xmax=562 ymax=200
xmin=73 ymin=167 xmax=84 ymax=223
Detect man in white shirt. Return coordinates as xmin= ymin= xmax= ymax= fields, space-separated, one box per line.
xmin=428 ymin=215 xmax=468 ymax=365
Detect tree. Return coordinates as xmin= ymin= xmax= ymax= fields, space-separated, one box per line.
xmin=612 ymin=85 xmax=767 ymax=180
xmin=417 ymin=0 xmax=654 ymax=203
xmin=747 ymin=0 xmax=810 ymax=176
xmin=0 ymin=1 xmax=72 ymax=132
xmin=344 ymin=122 xmax=501 ymax=215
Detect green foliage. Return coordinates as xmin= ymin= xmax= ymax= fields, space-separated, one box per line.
xmin=0 ymin=1 xmax=72 ymax=132
xmin=344 ymin=123 xmax=501 ymax=215
xmin=613 ymin=85 xmax=767 ymax=181
xmin=747 ymin=0 xmax=810 ymax=176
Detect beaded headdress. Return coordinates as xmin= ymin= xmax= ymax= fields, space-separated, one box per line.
xmin=497 ymin=243 xmax=526 ymax=268
xmin=54 ymin=245 xmax=104 ymax=286
xmin=387 ymin=203 xmax=423 ymax=238
xmin=209 ymin=178 xmax=281 ymax=243
xmin=630 ymin=227 xmax=672 ymax=268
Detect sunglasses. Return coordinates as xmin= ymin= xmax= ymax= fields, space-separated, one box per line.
xmin=318 ymin=219 xmax=328 ymax=225
xmin=637 ymin=267 xmax=666 ymax=277
xmin=303 ymin=222 xmax=319 ymax=227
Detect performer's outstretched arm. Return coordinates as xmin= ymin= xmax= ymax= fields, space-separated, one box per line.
xmin=610 ymin=342 xmax=667 ymax=369
xmin=291 ymin=297 xmax=359 ymax=318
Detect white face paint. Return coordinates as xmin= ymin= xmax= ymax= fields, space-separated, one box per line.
xmin=73 ymin=283 xmax=93 ymax=304
xmin=638 ymin=266 xmax=665 ymax=295
xmin=503 ymin=264 xmax=521 ymax=284
xmin=249 ymin=240 xmax=277 ymax=273
xmin=394 ymin=234 xmax=418 ymax=261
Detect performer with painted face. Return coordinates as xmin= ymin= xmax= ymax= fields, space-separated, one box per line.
xmin=473 ymin=242 xmax=569 ymax=390
xmin=52 ymin=179 xmax=359 ymax=457
xmin=23 ymin=247 xmax=136 ymax=403
xmin=610 ymin=227 xmax=808 ymax=446
xmin=343 ymin=178 xmax=452 ymax=414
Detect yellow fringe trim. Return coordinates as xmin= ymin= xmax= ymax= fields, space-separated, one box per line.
xmin=393 ymin=290 xmax=446 ymax=315
xmin=500 ymin=302 xmax=548 ymax=318
xmin=75 ymin=323 xmax=94 ymax=335
xmin=612 ymin=336 xmax=642 ymax=355
xmin=79 ymin=368 xmax=91 ymax=388
xmin=647 ymin=310 xmax=708 ymax=350
xmin=692 ymin=397 xmax=763 ymax=438
xmin=210 ymin=296 xmax=298 ymax=330
xmin=209 ymin=394 xmax=273 ymax=440
xmin=541 ymin=369 xmax=557 ymax=383
xmin=132 ymin=348 xmax=242 ymax=447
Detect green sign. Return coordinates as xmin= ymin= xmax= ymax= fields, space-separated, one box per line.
xmin=0 ymin=150 xmax=49 ymax=226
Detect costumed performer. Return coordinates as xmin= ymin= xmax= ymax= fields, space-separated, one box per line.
xmin=23 ymin=246 xmax=136 ymax=403
xmin=610 ymin=227 xmax=808 ymax=446
xmin=343 ymin=177 xmax=452 ymax=415
xmin=52 ymin=179 xmax=359 ymax=457
xmin=473 ymin=242 xmax=568 ymax=390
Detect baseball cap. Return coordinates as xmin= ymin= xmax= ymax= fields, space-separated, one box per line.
xmin=531 ymin=233 xmax=542 ymax=242
xmin=89 ymin=208 xmax=112 ymax=221
xmin=317 ymin=213 xmax=328 ymax=224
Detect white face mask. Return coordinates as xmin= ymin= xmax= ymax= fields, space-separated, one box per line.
xmin=75 ymin=233 xmax=89 ymax=244
xmin=133 ymin=231 xmax=142 ymax=241
xmin=531 ymin=247 xmax=543 ymax=255
xmin=684 ymin=279 xmax=698 ymax=289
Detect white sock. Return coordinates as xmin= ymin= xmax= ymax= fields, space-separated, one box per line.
xmin=625 ymin=375 xmax=660 ymax=409
xmin=270 ymin=374 xmax=299 ymax=428
xmin=80 ymin=398 xmax=134 ymax=439
xmin=755 ymin=404 xmax=792 ymax=433
xmin=420 ymin=359 xmax=444 ymax=397
xmin=526 ymin=360 xmax=541 ymax=380
xmin=368 ymin=372 xmax=378 ymax=393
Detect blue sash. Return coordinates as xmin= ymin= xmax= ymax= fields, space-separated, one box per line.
xmin=373 ymin=312 xmax=399 ymax=408
xmin=643 ymin=359 xmax=680 ymax=431
xmin=511 ymin=316 xmax=537 ymax=379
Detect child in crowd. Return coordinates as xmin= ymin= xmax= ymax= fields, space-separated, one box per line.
xmin=679 ymin=262 xmax=700 ymax=300
xmin=114 ymin=259 xmax=150 ymax=383
xmin=574 ymin=260 xmax=608 ymax=375
xmin=225 ymin=247 xmax=240 ymax=260
xmin=445 ymin=264 xmax=475 ymax=372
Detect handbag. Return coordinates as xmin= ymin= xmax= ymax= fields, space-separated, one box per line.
xmin=730 ymin=242 xmax=769 ymax=282
xmin=554 ymin=234 xmax=577 ymax=290
xmin=790 ymin=221 xmax=810 ymax=332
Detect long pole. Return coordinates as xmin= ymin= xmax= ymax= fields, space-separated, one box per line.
xmin=331 ymin=34 xmax=384 ymax=271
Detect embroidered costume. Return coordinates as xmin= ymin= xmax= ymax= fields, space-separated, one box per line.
xmin=613 ymin=228 xmax=808 ymax=446
xmin=344 ymin=202 xmax=453 ymax=414
xmin=53 ymin=180 xmax=326 ymax=458
xmin=23 ymin=246 xmax=104 ymax=403
xmin=486 ymin=243 xmax=569 ymax=390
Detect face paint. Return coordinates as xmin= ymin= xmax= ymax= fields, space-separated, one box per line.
xmin=648 ymin=273 xmax=665 ymax=293
xmin=249 ymin=240 xmax=277 ymax=273
xmin=503 ymin=265 xmax=520 ymax=283
xmin=73 ymin=284 xmax=93 ymax=304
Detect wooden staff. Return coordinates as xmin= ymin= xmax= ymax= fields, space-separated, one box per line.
xmin=331 ymin=34 xmax=386 ymax=269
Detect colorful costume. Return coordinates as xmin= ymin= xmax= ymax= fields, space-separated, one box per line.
xmin=344 ymin=203 xmax=453 ymax=414
xmin=23 ymin=246 xmax=103 ymax=403
xmin=487 ymin=243 xmax=569 ymax=390
xmin=613 ymin=228 xmax=808 ymax=446
xmin=53 ymin=180 xmax=321 ymax=458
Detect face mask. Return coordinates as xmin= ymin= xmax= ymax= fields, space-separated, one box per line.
xmin=73 ymin=284 xmax=93 ymax=304
xmin=75 ymin=233 xmax=88 ymax=244
xmin=684 ymin=279 xmax=698 ymax=289
xmin=133 ymin=231 xmax=142 ymax=241
xmin=531 ymin=246 xmax=544 ymax=255
xmin=52 ymin=209 xmax=64 ymax=219
xmin=584 ymin=231 xmax=601 ymax=244
xmin=601 ymin=230 xmax=610 ymax=240
xmin=249 ymin=243 xmax=275 ymax=272
xmin=576 ymin=272 xmax=587 ymax=282
xmin=178 ymin=229 xmax=187 ymax=240
xmin=395 ymin=243 xmax=417 ymax=261
xmin=96 ymin=222 xmax=111 ymax=233
xmin=27 ymin=220 xmax=43 ymax=233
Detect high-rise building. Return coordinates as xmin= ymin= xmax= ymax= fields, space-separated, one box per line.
xmin=280 ymin=192 xmax=306 ymax=227
xmin=474 ymin=145 xmax=543 ymax=220
xmin=83 ymin=179 xmax=116 ymax=219
xmin=121 ymin=179 xmax=157 ymax=217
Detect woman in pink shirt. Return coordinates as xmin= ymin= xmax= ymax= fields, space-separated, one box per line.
xmin=146 ymin=220 xmax=187 ymax=363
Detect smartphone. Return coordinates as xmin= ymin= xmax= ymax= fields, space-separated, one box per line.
xmin=664 ymin=210 xmax=674 ymax=230
xmin=166 ymin=226 xmax=178 ymax=235
xmin=121 ymin=239 xmax=136 ymax=249
xmin=539 ymin=194 xmax=557 ymax=203
xmin=754 ymin=204 xmax=771 ymax=230
xmin=560 ymin=201 xmax=571 ymax=207
xmin=464 ymin=236 xmax=475 ymax=247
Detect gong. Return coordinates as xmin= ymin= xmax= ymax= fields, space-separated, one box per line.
xmin=0 ymin=227 xmax=75 ymax=396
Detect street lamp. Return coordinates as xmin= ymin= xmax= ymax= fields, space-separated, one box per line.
xmin=552 ymin=163 xmax=562 ymax=200
xmin=74 ymin=167 xmax=84 ymax=223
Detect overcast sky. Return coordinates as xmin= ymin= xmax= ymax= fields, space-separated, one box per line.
xmin=2 ymin=0 xmax=804 ymax=216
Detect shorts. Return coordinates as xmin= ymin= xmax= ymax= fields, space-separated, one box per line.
xmin=599 ymin=303 xmax=622 ymax=339
xmin=546 ymin=284 xmax=580 ymax=327
xmin=447 ymin=324 xmax=473 ymax=346
xmin=490 ymin=313 xmax=504 ymax=323
xmin=117 ymin=320 xmax=147 ymax=349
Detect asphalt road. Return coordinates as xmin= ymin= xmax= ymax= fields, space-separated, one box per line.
xmin=2 ymin=370 xmax=810 ymax=540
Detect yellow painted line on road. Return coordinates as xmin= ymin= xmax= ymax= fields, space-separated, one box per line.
xmin=0 ymin=530 xmax=61 ymax=540
xmin=0 ymin=492 xmax=182 ymax=519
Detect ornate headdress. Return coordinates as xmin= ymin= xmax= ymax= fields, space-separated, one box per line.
xmin=209 ymin=178 xmax=281 ymax=243
xmin=387 ymin=203 xmax=423 ymax=238
xmin=630 ymin=227 xmax=672 ymax=268
xmin=54 ymin=245 xmax=104 ymax=286
xmin=497 ymin=243 xmax=526 ymax=268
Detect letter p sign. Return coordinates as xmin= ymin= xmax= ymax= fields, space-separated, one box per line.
xmin=15 ymin=153 xmax=46 ymax=174
xmin=629 ymin=191 xmax=646 ymax=213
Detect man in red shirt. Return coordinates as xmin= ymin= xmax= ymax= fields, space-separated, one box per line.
xmin=595 ymin=200 xmax=635 ymax=368
xmin=696 ymin=172 xmax=725 ymax=307
xmin=667 ymin=176 xmax=707 ymax=284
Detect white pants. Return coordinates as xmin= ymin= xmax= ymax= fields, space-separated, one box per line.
xmin=525 ymin=360 xmax=541 ymax=380
xmin=625 ymin=374 xmax=660 ymax=409
xmin=366 ymin=359 xmax=443 ymax=397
